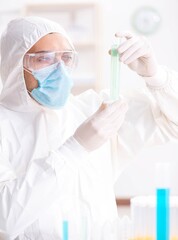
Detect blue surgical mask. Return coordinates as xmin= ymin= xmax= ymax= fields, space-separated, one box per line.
xmin=26 ymin=62 xmax=73 ymax=109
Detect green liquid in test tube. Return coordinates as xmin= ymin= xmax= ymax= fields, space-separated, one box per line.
xmin=110 ymin=38 xmax=120 ymax=100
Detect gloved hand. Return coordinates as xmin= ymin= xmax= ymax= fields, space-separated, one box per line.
xmin=73 ymin=100 xmax=128 ymax=152
xmin=115 ymin=32 xmax=158 ymax=77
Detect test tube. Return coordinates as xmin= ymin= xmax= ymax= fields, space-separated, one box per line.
xmin=155 ymin=162 xmax=170 ymax=240
xmin=110 ymin=37 xmax=120 ymax=100
xmin=110 ymin=37 xmax=121 ymax=167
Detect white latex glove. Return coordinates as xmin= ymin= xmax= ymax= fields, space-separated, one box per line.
xmin=116 ymin=32 xmax=158 ymax=77
xmin=73 ymin=100 xmax=128 ymax=152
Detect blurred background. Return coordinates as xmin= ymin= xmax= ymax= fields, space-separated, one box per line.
xmin=0 ymin=0 xmax=178 ymax=213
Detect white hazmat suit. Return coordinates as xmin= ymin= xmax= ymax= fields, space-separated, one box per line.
xmin=0 ymin=16 xmax=178 ymax=240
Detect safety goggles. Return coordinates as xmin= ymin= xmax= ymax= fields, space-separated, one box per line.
xmin=23 ymin=50 xmax=78 ymax=71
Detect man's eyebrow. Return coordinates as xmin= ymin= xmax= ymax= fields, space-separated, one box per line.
xmin=34 ymin=51 xmax=51 ymax=54
xmin=33 ymin=49 xmax=73 ymax=54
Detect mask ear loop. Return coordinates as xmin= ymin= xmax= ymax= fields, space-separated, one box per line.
xmin=23 ymin=66 xmax=32 ymax=75
xmin=23 ymin=67 xmax=37 ymax=95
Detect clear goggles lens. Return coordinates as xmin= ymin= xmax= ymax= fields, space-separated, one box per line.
xmin=23 ymin=50 xmax=78 ymax=71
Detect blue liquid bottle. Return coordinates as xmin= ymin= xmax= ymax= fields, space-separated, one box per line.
xmin=156 ymin=163 xmax=170 ymax=240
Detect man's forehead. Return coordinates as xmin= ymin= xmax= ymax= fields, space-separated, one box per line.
xmin=28 ymin=33 xmax=72 ymax=53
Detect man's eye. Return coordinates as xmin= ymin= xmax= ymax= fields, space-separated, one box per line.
xmin=62 ymin=54 xmax=72 ymax=62
xmin=37 ymin=57 xmax=52 ymax=62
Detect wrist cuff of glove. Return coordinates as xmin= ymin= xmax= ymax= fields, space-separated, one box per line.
xmin=143 ymin=66 xmax=168 ymax=87
xmin=55 ymin=136 xmax=89 ymax=167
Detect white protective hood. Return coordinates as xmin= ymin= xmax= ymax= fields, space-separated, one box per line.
xmin=0 ymin=16 xmax=74 ymax=112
